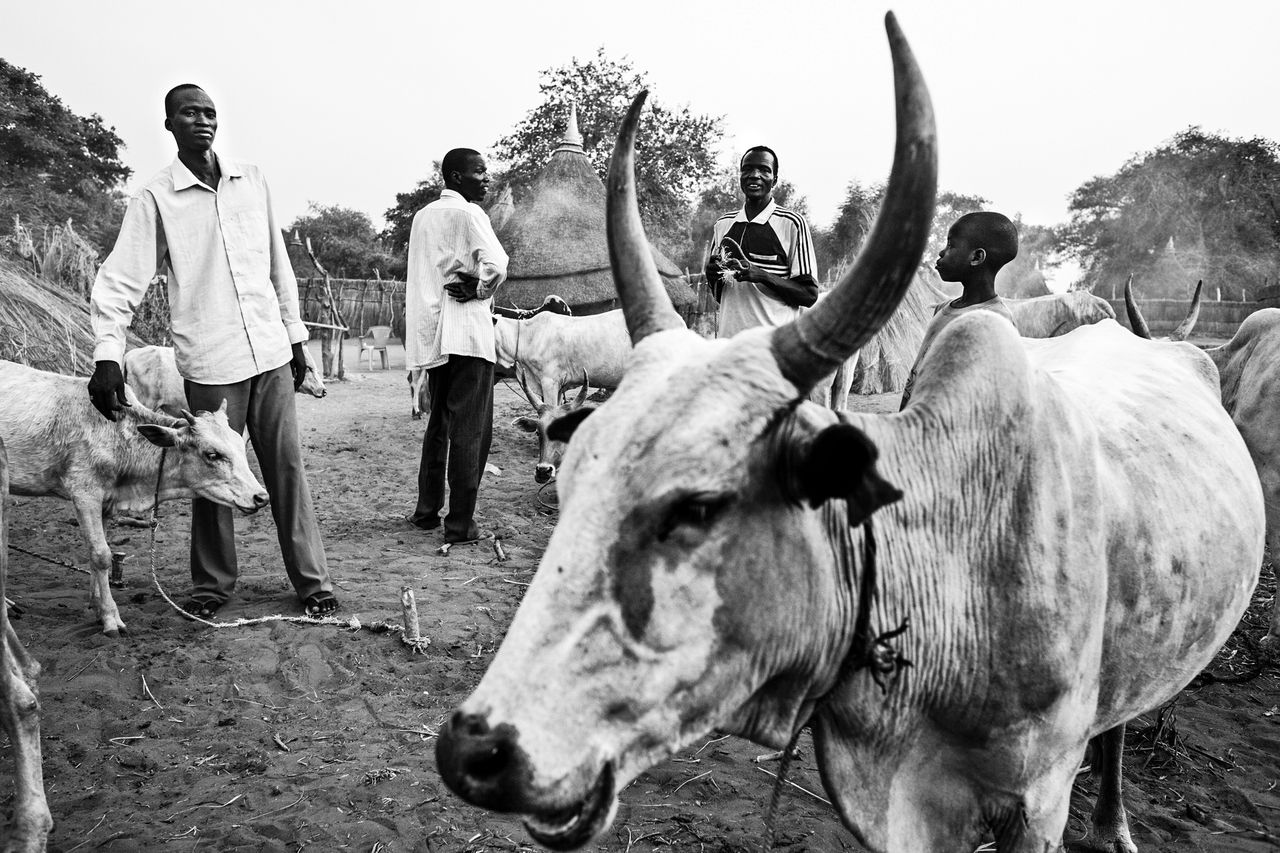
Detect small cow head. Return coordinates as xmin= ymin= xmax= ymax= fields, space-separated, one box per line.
xmin=512 ymin=367 xmax=591 ymax=483
xmin=436 ymin=16 xmax=934 ymax=848
xmin=136 ymin=399 xmax=269 ymax=513
xmin=299 ymin=363 xmax=326 ymax=398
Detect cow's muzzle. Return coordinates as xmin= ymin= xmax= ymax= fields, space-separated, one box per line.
xmin=534 ymin=463 xmax=556 ymax=484
xmin=436 ymin=711 xmax=616 ymax=850
xmin=238 ymin=491 xmax=270 ymax=514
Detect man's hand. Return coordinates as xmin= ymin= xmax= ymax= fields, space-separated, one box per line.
xmin=88 ymin=360 xmax=130 ymax=422
xmin=444 ymin=273 xmax=481 ymax=303
xmin=290 ymin=342 xmax=307 ymax=391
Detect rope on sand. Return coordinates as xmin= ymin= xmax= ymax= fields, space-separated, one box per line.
xmin=145 ymin=523 xmax=431 ymax=654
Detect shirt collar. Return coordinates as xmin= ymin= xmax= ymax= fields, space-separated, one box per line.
xmin=169 ymin=153 xmax=243 ymax=191
xmin=440 ymin=189 xmax=467 ymax=202
xmin=736 ymin=198 xmax=778 ymax=224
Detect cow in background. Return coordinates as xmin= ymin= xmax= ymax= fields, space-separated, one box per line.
xmin=1006 ymin=290 xmax=1117 ymax=337
xmin=408 ymin=296 xmax=573 ymax=419
xmin=435 ymin=22 xmax=1264 ymax=853
xmin=1127 ymin=285 xmax=1279 ymax=646
xmin=0 ymin=439 xmax=53 ymax=852
xmin=511 ymin=368 xmax=590 ymax=484
xmin=125 ymin=344 xmax=326 ymax=416
xmin=0 ymin=361 xmax=269 ymax=636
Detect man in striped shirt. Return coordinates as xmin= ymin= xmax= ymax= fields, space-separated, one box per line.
xmin=704 ymin=146 xmax=819 ymax=339
xmin=405 ymin=148 xmax=509 ymax=543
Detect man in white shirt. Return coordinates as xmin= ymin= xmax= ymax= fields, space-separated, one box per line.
xmin=87 ymin=84 xmax=337 ymax=619
xmin=405 ymin=148 xmax=508 ymax=543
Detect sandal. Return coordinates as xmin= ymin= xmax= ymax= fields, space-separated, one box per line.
xmin=303 ymin=591 xmax=340 ymax=617
xmin=181 ymin=596 xmax=224 ymax=619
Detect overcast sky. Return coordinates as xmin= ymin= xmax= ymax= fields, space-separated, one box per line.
xmin=8 ymin=0 xmax=1280 ymax=238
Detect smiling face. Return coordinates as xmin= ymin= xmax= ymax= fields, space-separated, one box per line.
xmin=164 ymin=87 xmax=217 ymax=154
xmin=739 ymin=149 xmax=777 ymax=205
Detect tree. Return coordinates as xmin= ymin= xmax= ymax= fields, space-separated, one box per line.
xmin=686 ymin=164 xmax=809 ymax=273
xmin=382 ymin=161 xmax=442 ymax=264
xmin=287 ymin=203 xmax=397 ymax=280
xmin=817 ymin=184 xmax=990 ymax=287
xmin=492 ymin=49 xmax=722 ymax=260
xmin=0 ymin=59 xmax=131 ymax=254
xmin=996 ymin=220 xmax=1057 ymax=298
xmin=1060 ymin=127 xmax=1280 ymax=300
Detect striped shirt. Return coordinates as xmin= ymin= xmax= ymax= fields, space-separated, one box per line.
xmin=405 ymin=189 xmax=509 ymax=370
xmin=706 ymin=200 xmax=818 ymax=338
xmin=91 ymin=156 xmax=307 ymax=384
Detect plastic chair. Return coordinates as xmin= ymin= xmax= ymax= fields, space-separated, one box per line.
xmin=359 ymin=325 xmax=392 ymax=370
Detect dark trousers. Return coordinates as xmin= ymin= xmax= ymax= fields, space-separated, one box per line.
xmin=184 ymin=364 xmax=331 ymax=602
xmin=411 ymin=355 xmax=494 ymax=539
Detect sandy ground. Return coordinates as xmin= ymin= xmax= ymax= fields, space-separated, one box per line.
xmin=1 ymin=339 xmax=1278 ymax=852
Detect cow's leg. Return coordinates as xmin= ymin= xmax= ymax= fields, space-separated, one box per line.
xmin=1083 ymin=725 xmax=1137 ymax=853
xmin=2 ymin=621 xmax=53 ymax=852
xmin=71 ymin=494 xmax=126 ymax=635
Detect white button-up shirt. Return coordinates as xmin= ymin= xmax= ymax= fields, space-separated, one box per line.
xmin=405 ymin=189 xmax=509 ymax=370
xmin=90 ymin=155 xmax=307 ymax=384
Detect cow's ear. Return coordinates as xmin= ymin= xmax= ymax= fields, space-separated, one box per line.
xmin=511 ymin=416 xmax=539 ymax=433
xmin=136 ymin=423 xmax=180 ymax=448
xmin=547 ymin=407 xmax=595 ymax=442
xmin=797 ymin=423 xmax=902 ymax=527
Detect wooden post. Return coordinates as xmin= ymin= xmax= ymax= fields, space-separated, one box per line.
xmin=400 ymin=587 xmax=421 ymax=641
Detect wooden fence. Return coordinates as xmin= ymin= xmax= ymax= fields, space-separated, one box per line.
xmin=297 ymin=277 xmax=406 ymax=341
xmin=1105 ymin=299 xmax=1260 ymax=339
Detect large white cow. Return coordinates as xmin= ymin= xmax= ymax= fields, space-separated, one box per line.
xmin=494 ymin=309 xmax=633 ymax=406
xmin=0 ymin=361 xmax=269 ymax=636
xmin=435 ymin=20 xmax=1265 ymax=853
xmin=0 ymin=440 xmax=53 ymax=853
xmin=1127 ymin=288 xmax=1280 ymax=646
xmin=124 ymin=344 xmax=326 ymax=415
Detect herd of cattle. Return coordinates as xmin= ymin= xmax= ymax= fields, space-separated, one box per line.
xmin=2 ymin=15 xmax=1279 ymax=852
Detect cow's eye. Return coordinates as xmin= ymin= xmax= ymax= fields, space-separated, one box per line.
xmin=203 ymin=451 xmax=224 ymax=463
xmin=659 ymin=494 xmax=730 ymax=542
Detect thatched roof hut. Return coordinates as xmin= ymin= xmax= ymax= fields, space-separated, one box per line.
xmin=491 ymin=104 xmax=695 ymax=315
xmin=0 ymin=258 xmax=145 ymax=376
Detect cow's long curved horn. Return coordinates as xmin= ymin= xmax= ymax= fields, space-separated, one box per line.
xmin=1168 ymin=280 xmax=1203 ymax=341
xmin=571 ymin=369 xmax=590 ymax=408
xmin=770 ymin=13 xmax=937 ymax=392
xmin=1123 ymin=274 xmax=1152 ymax=339
xmin=606 ymin=91 xmax=685 ymax=345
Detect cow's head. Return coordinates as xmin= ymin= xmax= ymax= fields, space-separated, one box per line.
xmin=136 ymin=399 xmax=269 ymax=513
xmin=435 ymin=14 xmax=935 ymax=849
xmin=512 ymin=367 xmax=591 ymax=484
xmin=299 ymin=362 xmax=326 ymax=398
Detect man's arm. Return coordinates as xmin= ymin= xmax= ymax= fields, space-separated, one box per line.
xmin=263 ymin=177 xmax=310 ymax=389
xmin=735 ymin=267 xmax=819 ymax=308
xmin=445 ymin=211 xmax=509 ymax=303
xmin=88 ymin=191 xmax=164 ymax=420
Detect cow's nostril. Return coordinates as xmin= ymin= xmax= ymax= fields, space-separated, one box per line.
xmin=254 ymin=493 xmax=270 ymax=508
xmin=465 ymin=738 xmax=514 ymax=782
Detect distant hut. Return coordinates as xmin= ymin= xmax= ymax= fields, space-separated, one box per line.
xmin=491 ymin=104 xmax=695 ymax=316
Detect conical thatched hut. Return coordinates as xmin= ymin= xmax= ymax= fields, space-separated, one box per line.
xmin=0 ymin=258 xmax=145 ymax=376
xmin=491 ymin=104 xmax=695 ymax=316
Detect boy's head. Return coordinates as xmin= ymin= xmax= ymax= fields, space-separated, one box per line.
xmin=935 ymin=211 xmax=1018 ymax=283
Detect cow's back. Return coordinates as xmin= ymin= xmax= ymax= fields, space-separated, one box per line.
xmin=867 ymin=317 xmax=1261 ymax=734
xmin=0 ymin=360 xmax=146 ymax=499
xmin=124 ymin=345 xmax=185 ymax=413
xmin=1017 ymin=321 xmax=1260 ymax=721
xmin=528 ymin=310 xmax=631 ymax=391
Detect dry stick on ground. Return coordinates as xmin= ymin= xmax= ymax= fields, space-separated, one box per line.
xmin=140 ymin=672 xmax=163 ymax=711
xmin=754 ymin=767 xmax=833 ymax=807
